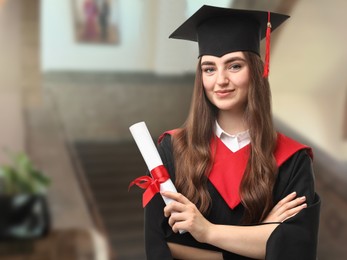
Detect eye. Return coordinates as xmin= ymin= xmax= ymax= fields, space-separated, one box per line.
xmin=202 ymin=67 xmax=216 ymax=74
xmin=228 ymin=63 xmax=242 ymax=71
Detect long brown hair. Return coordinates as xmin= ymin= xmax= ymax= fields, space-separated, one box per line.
xmin=172 ymin=52 xmax=277 ymax=223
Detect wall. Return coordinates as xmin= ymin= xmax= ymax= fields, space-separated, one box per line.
xmin=41 ymin=0 xmax=152 ymax=72
xmin=0 ymin=0 xmax=25 ymax=163
xmin=270 ymin=0 xmax=347 ymax=161
xmin=40 ymin=0 xmax=200 ymax=74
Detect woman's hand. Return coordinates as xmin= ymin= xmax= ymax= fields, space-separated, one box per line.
xmin=264 ymin=191 xmax=307 ymax=223
xmin=162 ymin=191 xmax=212 ymax=243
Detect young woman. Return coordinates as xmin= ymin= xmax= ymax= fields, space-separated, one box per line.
xmin=143 ymin=5 xmax=320 ymax=260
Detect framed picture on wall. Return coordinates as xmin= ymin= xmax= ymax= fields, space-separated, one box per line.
xmin=73 ymin=0 xmax=120 ymax=44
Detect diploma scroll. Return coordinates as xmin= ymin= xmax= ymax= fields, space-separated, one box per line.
xmin=129 ymin=121 xmax=185 ymax=234
xmin=129 ymin=121 xmax=177 ymax=206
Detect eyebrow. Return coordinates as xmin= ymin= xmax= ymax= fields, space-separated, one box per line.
xmin=201 ymin=57 xmax=246 ymax=67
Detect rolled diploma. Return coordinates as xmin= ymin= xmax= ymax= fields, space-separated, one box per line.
xmin=129 ymin=121 xmax=177 ymax=206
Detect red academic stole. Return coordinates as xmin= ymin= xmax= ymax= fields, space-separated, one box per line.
xmin=160 ymin=130 xmax=312 ymax=210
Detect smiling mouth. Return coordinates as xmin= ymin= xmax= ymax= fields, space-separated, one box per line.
xmin=215 ymin=89 xmax=235 ymax=97
xmin=215 ymin=89 xmax=235 ymax=93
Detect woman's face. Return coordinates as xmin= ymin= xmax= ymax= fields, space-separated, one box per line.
xmin=201 ymin=51 xmax=250 ymax=115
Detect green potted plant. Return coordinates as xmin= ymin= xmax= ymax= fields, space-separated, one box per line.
xmin=0 ymin=152 xmax=51 ymax=240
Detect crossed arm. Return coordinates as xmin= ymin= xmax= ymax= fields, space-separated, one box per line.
xmin=162 ymin=191 xmax=307 ymax=259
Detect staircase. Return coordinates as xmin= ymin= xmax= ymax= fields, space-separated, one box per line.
xmin=74 ymin=140 xmax=148 ymax=260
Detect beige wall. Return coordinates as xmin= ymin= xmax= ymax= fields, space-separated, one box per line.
xmin=270 ymin=0 xmax=347 ymax=161
xmin=0 ymin=0 xmax=25 ymax=163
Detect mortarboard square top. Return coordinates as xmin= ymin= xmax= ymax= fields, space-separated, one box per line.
xmin=169 ymin=5 xmax=289 ymax=58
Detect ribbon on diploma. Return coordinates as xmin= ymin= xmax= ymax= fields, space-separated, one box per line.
xmin=128 ymin=165 xmax=170 ymax=207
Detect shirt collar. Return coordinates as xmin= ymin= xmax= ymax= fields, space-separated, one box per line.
xmin=215 ymin=121 xmax=250 ymax=142
xmin=215 ymin=120 xmax=224 ymax=138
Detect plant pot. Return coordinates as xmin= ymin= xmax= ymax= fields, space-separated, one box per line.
xmin=0 ymin=194 xmax=50 ymax=240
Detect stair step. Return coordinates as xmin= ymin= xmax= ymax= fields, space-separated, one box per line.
xmin=73 ymin=141 xmax=147 ymax=259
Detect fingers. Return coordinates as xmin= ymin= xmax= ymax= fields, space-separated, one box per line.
xmin=162 ymin=192 xmax=198 ymax=233
xmin=161 ymin=191 xmax=191 ymax=204
xmin=278 ymin=195 xmax=306 ymax=216
xmin=280 ymin=202 xmax=307 ymax=222
xmin=163 ymin=191 xmax=194 ymax=218
xmin=167 ymin=211 xmax=189 ymax=232
xmin=272 ymin=191 xmax=297 ymax=211
xmin=264 ymin=192 xmax=308 ymax=223
xmin=163 ymin=200 xmax=187 ymax=217
xmin=162 ymin=191 xmax=193 ymax=218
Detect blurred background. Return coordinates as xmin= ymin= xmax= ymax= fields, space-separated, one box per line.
xmin=0 ymin=0 xmax=346 ymax=259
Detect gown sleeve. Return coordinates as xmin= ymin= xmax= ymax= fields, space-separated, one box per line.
xmin=266 ymin=149 xmax=320 ymax=260
xmin=144 ymin=134 xmax=174 ymax=260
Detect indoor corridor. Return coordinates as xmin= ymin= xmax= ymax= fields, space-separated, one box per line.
xmin=1 ymin=0 xmax=347 ymax=259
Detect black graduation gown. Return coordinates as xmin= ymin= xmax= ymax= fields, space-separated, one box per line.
xmin=144 ymin=134 xmax=320 ymax=260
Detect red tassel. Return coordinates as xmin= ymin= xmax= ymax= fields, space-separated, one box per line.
xmin=263 ymin=11 xmax=272 ymax=78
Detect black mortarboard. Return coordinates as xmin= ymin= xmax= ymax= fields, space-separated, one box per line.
xmin=169 ymin=5 xmax=289 ymax=77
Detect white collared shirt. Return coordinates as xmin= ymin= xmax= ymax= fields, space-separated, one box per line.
xmin=215 ymin=121 xmax=251 ymax=152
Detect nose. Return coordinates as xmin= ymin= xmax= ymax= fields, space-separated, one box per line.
xmin=216 ymin=70 xmax=229 ymax=87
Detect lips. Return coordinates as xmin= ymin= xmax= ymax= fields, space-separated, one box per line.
xmin=215 ymin=89 xmax=235 ymax=97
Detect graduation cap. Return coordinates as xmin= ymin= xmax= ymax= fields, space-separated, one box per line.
xmin=169 ymin=5 xmax=289 ymax=77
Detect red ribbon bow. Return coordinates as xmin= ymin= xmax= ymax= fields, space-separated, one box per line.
xmin=128 ymin=165 xmax=170 ymax=207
